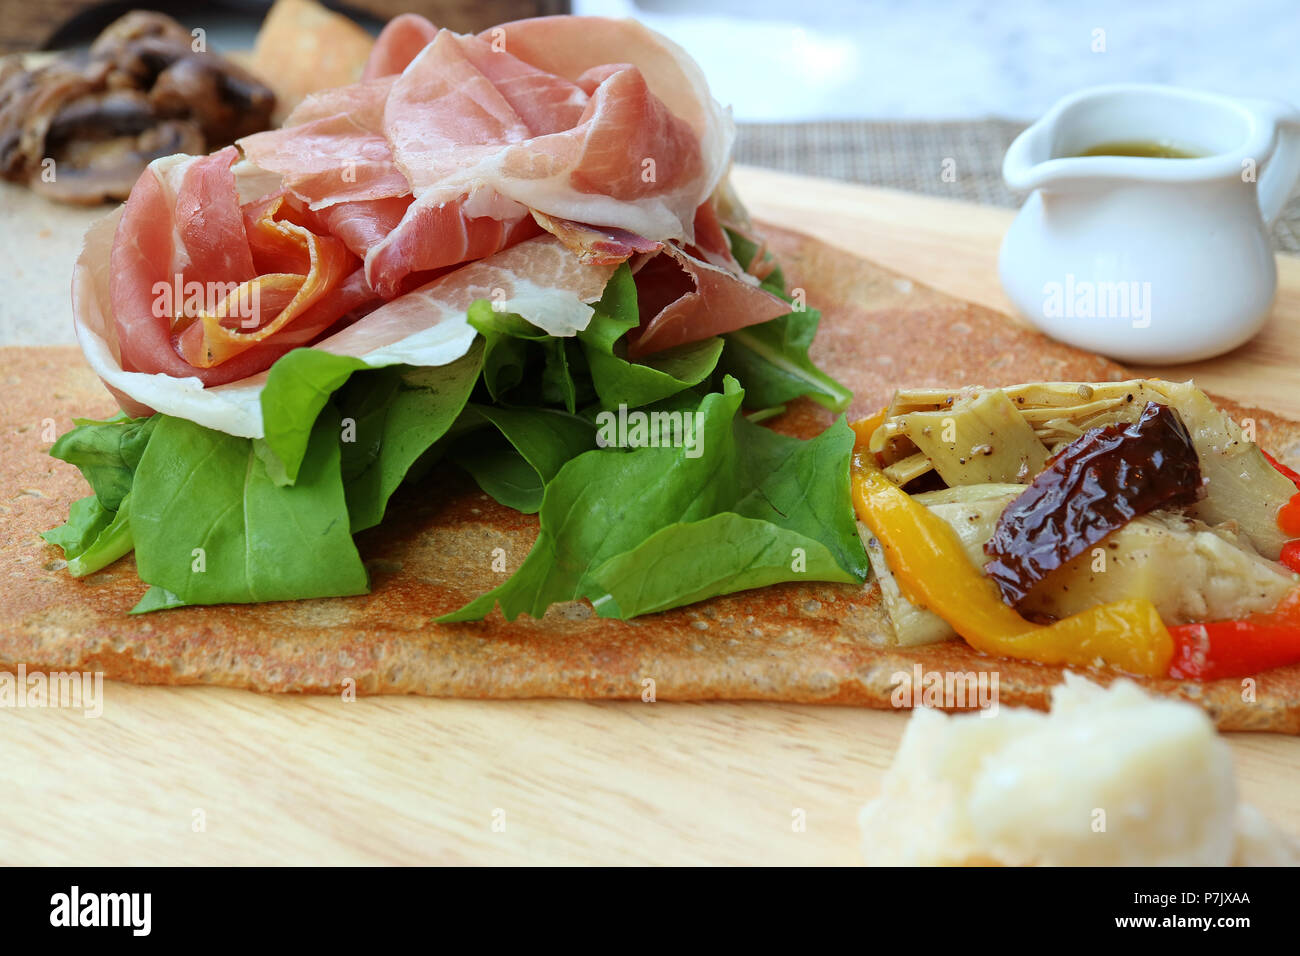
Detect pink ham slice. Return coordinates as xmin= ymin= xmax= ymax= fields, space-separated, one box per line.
xmin=530 ymin=211 xmax=662 ymax=265
xmin=474 ymin=15 xmax=734 ymax=218
xmin=80 ymin=223 xmax=615 ymax=434
xmin=241 ymin=15 xmax=732 ymax=298
xmin=628 ymin=245 xmax=791 ymax=358
xmin=361 ymin=13 xmax=440 ymax=81
xmin=85 ymin=13 xmax=778 ymax=422
xmin=362 ymin=203 xmax=543 ymax=298
xmin=108 ymin=148 xmax=376 ymax=387
xmin=240 ymin=39 xmax=556 ymax=298
xmin=240 ymin=77 xmax=403 ymax=208
xmin=383 ymin=28 xmax=705 ymax=242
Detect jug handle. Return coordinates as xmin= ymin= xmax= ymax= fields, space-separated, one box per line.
xmin=1256 ymin=103 xmax=1300 ymax=226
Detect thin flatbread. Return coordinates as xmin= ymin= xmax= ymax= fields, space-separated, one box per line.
xmin=3 ymin=224 xmax=1299 ymax=732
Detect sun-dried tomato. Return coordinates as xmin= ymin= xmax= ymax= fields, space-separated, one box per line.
xmin=983 ymin=402 xmax=1202 ymax=607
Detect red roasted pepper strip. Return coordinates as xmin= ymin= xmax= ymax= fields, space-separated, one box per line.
xmin=1282 ymin=540 xmax=1300 ymax=575
xmin=1168 ymin=590 xmax=1300 ymax=680
xmin=1279 ymin=494 xmax=1300 ymax=538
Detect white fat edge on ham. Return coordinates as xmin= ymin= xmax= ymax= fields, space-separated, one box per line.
xmin=151 ymin=154 xmax=193 ymax=277
xmin=74 ymin=157 xmax=615 ymax=439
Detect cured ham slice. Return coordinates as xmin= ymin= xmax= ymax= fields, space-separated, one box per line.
xmin=239 ymin=77 xmax=405 ymax=208
xmin=109 ymin=148 xmax=368 ymax=386
xmin=628 ymin=245 xmax=791 ymax=358
xmin=361 ymin=13 xmax=440 ymax=81
xmin=363 ymin=201 xmax=543 ymax=298
xmin=241 ymin=15 xmax=733 ymax=291
xmin=531 ymin=211 xmax=662 ymax=264
xmin=475 ymin=16 xmax=733 ymax=218
xmin=383 ymin=28 xmax=706 ymax=242
xmin=81 ymin=14 xmax=778 ymax=435
xmin=313 ymin=194 xmax=412 ymax=260
xmin=686 ymin=198 xmax=742 ymax=272
xmin=77 ymin=158 xmax=615 ymax=435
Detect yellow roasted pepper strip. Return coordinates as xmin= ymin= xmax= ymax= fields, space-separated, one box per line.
xmin=850 ymin=415 xmax=1173 ymax=676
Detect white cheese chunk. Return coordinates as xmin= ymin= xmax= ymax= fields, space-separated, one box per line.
xmin=859 ymin=673 xmax=1300 ymax=866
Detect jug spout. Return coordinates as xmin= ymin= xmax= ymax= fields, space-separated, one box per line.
xmin=1003 ymin=83 xmax=1296 ymax=196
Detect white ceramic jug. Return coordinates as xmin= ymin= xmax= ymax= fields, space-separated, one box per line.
xmin=999 ymin=84 xmax=1300 ymax=364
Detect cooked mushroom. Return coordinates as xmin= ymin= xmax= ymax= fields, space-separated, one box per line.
xmin=982 ymin=402 xmax=1204 ymax=607
xmin=33 ymin=89 xmax=204 ymax=203
xmin=0 ymin=11 xmax=274 ymax=204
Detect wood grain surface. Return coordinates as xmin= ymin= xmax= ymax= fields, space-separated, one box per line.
xmin=2 ymin=167 xmax=1298 ymax=865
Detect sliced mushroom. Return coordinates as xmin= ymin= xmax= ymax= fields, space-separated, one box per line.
xmin=0 ymin=11 xmax=274 ymax=204
xmin=33 ymin=89 xmax=204 ymax=204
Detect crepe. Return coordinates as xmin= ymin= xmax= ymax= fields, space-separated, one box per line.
xmin=3 ymin=224 xmax=1299 ymax=732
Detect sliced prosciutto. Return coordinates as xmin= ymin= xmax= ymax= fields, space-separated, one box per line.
xmin=109 ymin=147 xmax=371 ymax=387
xmin=237 ymin=14 xmax=736 ymax=296
xmin=361 ymin=13 xmax=440 ymax=81
xmin=78 ymin=172 xmax=616 ymax=435
xmin=81 ymin=13 xmax=784 ymax=433
xmin=629 ymin=245 xmax=791 ymax=357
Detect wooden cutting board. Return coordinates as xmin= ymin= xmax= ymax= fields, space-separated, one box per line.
xmin=1 ymin=166 xmax=1297 ymax=865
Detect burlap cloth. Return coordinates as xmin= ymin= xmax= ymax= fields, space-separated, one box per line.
xmin=735 ymin=119 xmax=1300 ymax=254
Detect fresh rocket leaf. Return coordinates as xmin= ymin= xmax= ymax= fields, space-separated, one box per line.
xmin=452 ymin=405 xmax=595 ymax=513
xmin=43 ymin=495 xmax=113 ymax=560
xmin=42 ymin=492 xmax=134 ymax=577
xmin=65 ymin=494 xmax=134 ymax=577
xmin=49 ymin=414 xmax=156 ymax=511
xmin=726 ymin=229 xmax=788 ymax=299
xmin=578 ymin=264 xmax=722 ymax=409
xmin=339 ymin=344 xmax=483 ymax=532
xmin=44 ymin=415 xmax=156 ymax=577
xmin=442 ymin=376 xmax=867 ymax=622
xmin=130 ymin=407 xmax=367 ymax=606
xmin=130 ymin=586 xmax=188 ymax=614
xmin=335 ymin=369 xmax=404 ymax=483
xmin=719 ymin=313 xmax=852 ymax=412
xmin=586 ymin=512 xmax=856 ymax=618
xmin=259 ymin=349 xmax=371 ymax=486
xmin=468 ymin=300 xmax=549 ymax=402
xmin=745 ymin=404 xmax=788 ymax=424
xmin=719 ymin=229 xmax=852 ymax=412
xmin=540 ymin=338 xmax=579 ymax=413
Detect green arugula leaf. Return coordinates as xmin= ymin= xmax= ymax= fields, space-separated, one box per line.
xmin=452 ymin=404 xmax=595 ymax=513
xmin=130 ymin=586 xmax=188 ymax=614
xmin=468 ymin=300 xmax=550 ymax=402
xmin=586 ymin=512 xmax=856 ymax=618
xmin=258 ymin=349 xmax=372 ymax=486
xmin=726 ymin=229 xmax=788 ymax=299
xmin=540 ymin=338 xmax=579 ymax=413
xmin=130 ymin=407 xmax=368 ymax=606
xmin=719 ymin=229 xmax=853 ymax=412
xmin=42 ymin=492 xmax=134 ymax=577
xmin=578 ymin=263 xmax=723 ymax=409
xmin=339 ymin=343 xmax=483 ymax=532
xmin=43 ymin=495 xmax=113 ymax=560
xmin=719 ymin=312 xmax=853 ymax=412
xmin=65 ymin=492 xmax=135 ymax=577
xmin=442 ymin=376 xmax=867 ymax=621
xmin=335 ymin=369 xmax=404 ymax=483
xmin=49 ymin=414 xmax=157 ymax=511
